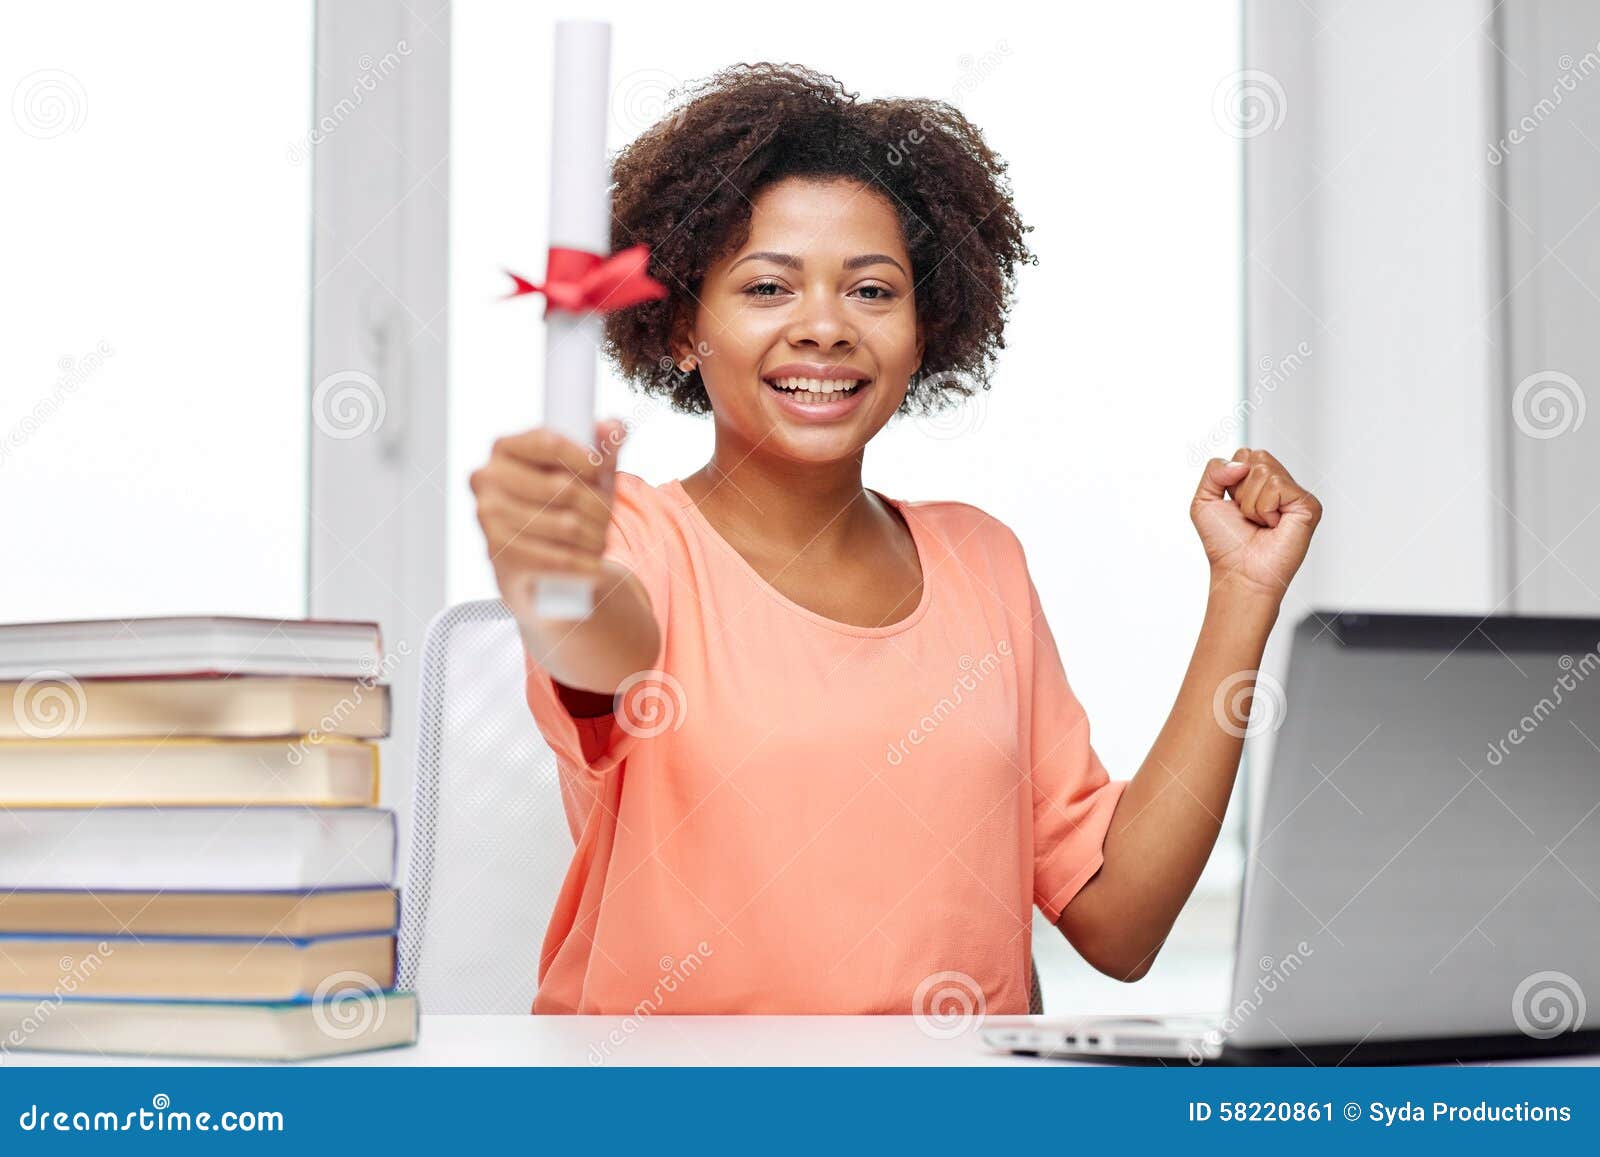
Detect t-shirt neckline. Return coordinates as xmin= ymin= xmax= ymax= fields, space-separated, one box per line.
xmin=663 ymin=478 xmax=934 ymax=638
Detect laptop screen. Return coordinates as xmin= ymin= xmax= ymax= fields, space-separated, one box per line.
xmin=1229 ymin=611 xmax=1600 ymax=1049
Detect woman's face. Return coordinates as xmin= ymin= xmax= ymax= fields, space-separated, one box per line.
xmin=679 ymin=177 xmax=923 ymax=466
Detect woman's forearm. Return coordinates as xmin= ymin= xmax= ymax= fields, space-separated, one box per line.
xmin=1056 ymin=578 xmax=1281 ymax=979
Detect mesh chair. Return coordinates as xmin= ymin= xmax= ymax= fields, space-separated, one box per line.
xmin=398 ymin=598 xmax=1044 ymax=1014
xmin=396 ymin=599 xmax=566 ymax=1011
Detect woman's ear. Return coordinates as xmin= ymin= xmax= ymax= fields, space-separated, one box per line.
xmin=668 ymin=311 xmax=699 ymax=372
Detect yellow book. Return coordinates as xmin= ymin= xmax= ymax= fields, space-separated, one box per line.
xmin=0 ymin=736 xmax=378 ymax=806
xmin=0 ymin=675 xmax=390 ymax=740
xmin=0 ymin=992 xmax=418 ymax=1061
xmin=0 ymin=887 xmax=398 ymax=937
xmin=0 ymin=933 xmax=395 ymax=1001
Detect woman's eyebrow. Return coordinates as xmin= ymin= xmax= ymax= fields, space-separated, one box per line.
xmin=730 ymin=250 xmax=802 ymax=270
xmin=842 ymin=253 xmax=907 ymax=275
xmin=728 ymin=251 xmax=908 ymax=276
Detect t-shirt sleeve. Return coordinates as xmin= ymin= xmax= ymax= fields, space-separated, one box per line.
xmin=1016 ymin=558 xmax=1128 ymax=923
xmin=521 ymin=473 xmax=672 ymax=779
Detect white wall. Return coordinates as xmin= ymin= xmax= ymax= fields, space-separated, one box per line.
xmin=1248 ymin=0 xmax=1501 ymax=622
xmin=308 ymin=0 xmax=451 ymax=845
xmin=1496 ymin=0 xmax=1600 ymax=617
xmin=1243 ymin=0 xmax=1505 ymax=812
xmin=1246 ymin=0 xmax=1600 ymax=816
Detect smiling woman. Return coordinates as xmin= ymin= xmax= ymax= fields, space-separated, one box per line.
xmin=447 ymin=0 xmax=1251 ymax=1027
xmin=466 ymin=49 xmax=1316 ymax=1019
xmin=605 ymin=64 xmax=1032 ymax=418
xmin=655 ymin=175 xmax=933 ymax=631
xmin=680 ymin=177 xmax=926 ymax=470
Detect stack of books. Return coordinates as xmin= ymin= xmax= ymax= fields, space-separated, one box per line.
xmin=0 ymin=616 xmax=417 ymax=1061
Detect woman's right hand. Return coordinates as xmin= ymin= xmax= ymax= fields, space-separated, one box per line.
xmin=470 ymin=418 xmax=626 ymax=618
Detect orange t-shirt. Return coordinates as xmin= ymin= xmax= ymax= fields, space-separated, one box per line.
xmin=522 ymin=471 xmax=1126 ymax=1015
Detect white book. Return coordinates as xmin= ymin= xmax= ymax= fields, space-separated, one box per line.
xmin=0 ymin=616 xmax=383 ymax=679
xmin=0 ymin=737 xmax=378 ymax=806
xmin=0 ymin=808 xmax=395 ymax=890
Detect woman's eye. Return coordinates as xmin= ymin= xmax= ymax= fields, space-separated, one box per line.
xmin=741 ymin=281 xmax=894 ymax=301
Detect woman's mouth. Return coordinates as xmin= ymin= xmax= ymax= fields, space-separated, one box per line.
xmin=761 ymin=374 xmax=874 ymax=423
xmin=759 ymin=365 xmax=875 ymax=423
xmin=763 ymin=376 xmax=870 ymax=404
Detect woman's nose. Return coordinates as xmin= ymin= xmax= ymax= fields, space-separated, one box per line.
xmin=785 ymin=293 xmax=858 ymax=351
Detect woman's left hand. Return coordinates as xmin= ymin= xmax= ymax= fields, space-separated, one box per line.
xmin=1190 ymin=448 xmax=1322 ymax=605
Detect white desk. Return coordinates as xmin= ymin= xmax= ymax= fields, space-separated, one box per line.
xmin=7 ymin=1016 xmax=1600 ymax=1067
xmin=361 ymin=1015 xmax=1046 ymax=1067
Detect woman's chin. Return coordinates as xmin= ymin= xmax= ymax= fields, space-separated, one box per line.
xmin=766 ymin=427 xmax=871 ymax=465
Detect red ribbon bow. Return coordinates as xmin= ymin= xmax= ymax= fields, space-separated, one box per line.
xmin=503 ymin=244 xmax=668 ymax=315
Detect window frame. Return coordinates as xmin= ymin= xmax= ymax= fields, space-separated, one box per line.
xmin=309 ymin=0 xmax=451 ymax=843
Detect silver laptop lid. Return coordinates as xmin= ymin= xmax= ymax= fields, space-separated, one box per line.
xmin=1229 ymin=611 xmax=1600 ymax=1050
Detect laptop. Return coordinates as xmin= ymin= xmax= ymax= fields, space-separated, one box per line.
xmin=984 ymin=610 xmax=1600 ymax=1065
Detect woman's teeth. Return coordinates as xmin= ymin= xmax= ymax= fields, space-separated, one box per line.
xmin=767 ymin=377 xmax=866 ymax=400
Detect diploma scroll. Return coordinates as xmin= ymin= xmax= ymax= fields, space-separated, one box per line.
xmin=538 ymin=19 xmax=613 ymax=621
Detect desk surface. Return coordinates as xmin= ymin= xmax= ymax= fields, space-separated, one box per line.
xmin=374 ymin=1015 xmax=1044 ymax=1067
xmin=7 ymin=1016 xmax=1600 ymax=1067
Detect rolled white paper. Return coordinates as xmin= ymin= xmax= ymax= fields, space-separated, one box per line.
xmin=538 ymin=19 xmax=612 ymax=620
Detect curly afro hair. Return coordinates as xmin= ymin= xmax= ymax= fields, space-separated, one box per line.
xmin=605 ymin=63 xmax=1034 ymax=416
